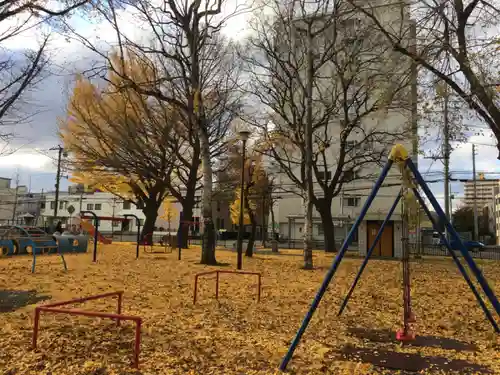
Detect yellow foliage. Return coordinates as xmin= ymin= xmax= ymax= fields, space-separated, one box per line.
xmin=60 ymin=52 xmax=179 ymax=201
xmin=230 ymin=189 xmax=253 ymax=225
xmin=159 ymin=198 xmax=178 ymax=222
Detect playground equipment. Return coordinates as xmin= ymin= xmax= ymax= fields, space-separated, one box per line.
xmin=0 ymin=225 xmax=70 ymax=273
xmin=143 ymin=232 xmax=173 ymax=254
xmin=279 ymin=144 xmax=500 ymax=371
xmin=80 ymin=212 xmax=130 ymax=262
xmin=193 ymin=270 xmax=262 ymax=304
xmin=32 ymin=291 xmax=142 ymax=368
xmin=79 ymin=218 xmax=112 ymax=244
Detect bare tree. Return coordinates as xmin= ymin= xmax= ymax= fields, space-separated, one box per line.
xmin=242 ymin=0 xmax=413 ymax=258
xmin=0 ymin=0 xmax=92 ymax=140
xmin=68 ymin=0 xmax=246 ymax=264
xmin=348 ymin=0 xmax=500 ymax=158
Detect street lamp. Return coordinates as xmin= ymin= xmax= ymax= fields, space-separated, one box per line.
xmin=236 ymin=130 xmax=251 ymax=270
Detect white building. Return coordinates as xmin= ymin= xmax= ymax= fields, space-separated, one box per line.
xmin=268 ymin=4 xmax=417 ymax=257
xmin=39 ymin=191 xmax=183 ymax=233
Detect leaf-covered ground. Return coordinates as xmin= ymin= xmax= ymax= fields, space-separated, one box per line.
xmin=0 ymin=245 xmax=499 ymax=375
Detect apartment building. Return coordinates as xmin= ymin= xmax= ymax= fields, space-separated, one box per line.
xmin=268 ymin=3 xmax=417 ymax=257
xmin=464 ymin=179 xmax=499 ymax=208
xmin=0 ymin=177 xmax=28 ymax=224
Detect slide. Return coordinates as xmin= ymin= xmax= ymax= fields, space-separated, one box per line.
xmin=80 ymin=220 xmax=112 ymax=244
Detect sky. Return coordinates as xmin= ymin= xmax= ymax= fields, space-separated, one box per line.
xmin=0 ymin=2 xmax=499 ymax=211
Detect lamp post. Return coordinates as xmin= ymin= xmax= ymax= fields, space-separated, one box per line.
xmin=236 ymin=130 xmax=251 ymax=270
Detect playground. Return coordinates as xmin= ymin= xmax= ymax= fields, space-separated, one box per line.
xmin=0 ymin=244 xmax=498 ymax=375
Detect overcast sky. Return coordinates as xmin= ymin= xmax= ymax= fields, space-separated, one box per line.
xmin=0 ymin=3 xmax=498 ymax=211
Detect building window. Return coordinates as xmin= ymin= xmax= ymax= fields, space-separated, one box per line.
xmin=317 ymin=171 xmax=332 ymax=182
xmin=50 ymin=201 xmax=55 ymax=209
xmin=344 ymin=197 xmax=361 ymax=207
xmin=95 ymin=204 xmax=102 ymax=210
xmin=216 ymin=217 xmax=220 ymax=228
xmin=40 ymin=202 xmax=45 ymax=209
xmin=217 ymin=200 xmax=221 ymax=212
xmin=123 ymin=201 xmax=131 ymax=210
xmin=220 ymin=218 xmax=224 ymax=229
xmin=343 ymin=170 xmax=360 ymax=181
xmin=318 ymin=224 xmax=324 ymax=235
xmin=86 ymin=203 xmax=94 ymax=210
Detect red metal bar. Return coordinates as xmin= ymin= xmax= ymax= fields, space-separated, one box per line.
xmin=38 ymin=307 xmax=140 ymax=321
xmin=32 ymin=308 xmax=40 ymax=349
xmin=33 ymin=307 xmax=142 ymax=368
xmin=117 ymin=293 xmax=122 ymax=327
xmin=258 ymin=274 xmax=261 ymax=302
xmin=134 ymin=320 xmax=142 ymax=368
xmin=42 ymin=291 xmax=123 ymax=308
xmin=215 ymin=271 xmax=220 ymax=300
xmin=81 ymin=216 xmax=128 ymax=221
xmin=193 ymin=270 xmax=262 ymax=304
xmin=193 ymin=274 xmax=198 ymax=304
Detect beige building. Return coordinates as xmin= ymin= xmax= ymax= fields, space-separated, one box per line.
xmin=463 ymin=179 xmax=499 ymax=208
xmin=268 ymin=5 xmax=417 ymax=257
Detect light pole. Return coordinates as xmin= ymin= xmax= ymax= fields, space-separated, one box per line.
xmin=236 ymin=130 xmax=250 ymax=270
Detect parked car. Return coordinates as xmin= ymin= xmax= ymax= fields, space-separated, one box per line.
xmin=439 ymin=238 xmax=485 ymax=251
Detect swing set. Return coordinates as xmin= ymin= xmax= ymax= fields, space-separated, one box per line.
xmin=279 ymin=144 xmax=500 ymax=371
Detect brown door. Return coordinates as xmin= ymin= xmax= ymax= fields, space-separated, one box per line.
xmin=367 ymin=222 xmax=382 ymax=256
xmin=380 ymin=222 xmax=394 ymax=257
xmin=367 ymin=221 xmax=394 ymax=257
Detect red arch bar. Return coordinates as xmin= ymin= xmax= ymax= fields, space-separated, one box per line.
xmin=32 ymin=291 xmax=142 ymax=368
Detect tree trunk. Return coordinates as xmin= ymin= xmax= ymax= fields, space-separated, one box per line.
xmin=270 ymin=201 xmax=276 ymax=241
xmin=141 ymin=199 xmax=161 ymax=244
xmin=179 ymin=198 xmax=195 ymax=249
xmin=261 ymin=196 xmax=267 ymax=248
xmin=302 ymin=26 xmax=314 ymax=270
xmin=245 ymin=195 xmax=257 ymax=257
xmin=316 ymin=199 xmax=337 ymax=252
xmin=200 ymin=131 xmax=217 ymax=265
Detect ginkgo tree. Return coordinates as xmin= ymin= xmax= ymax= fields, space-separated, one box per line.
xmin=228 ymin=148 xmax=270 ymax=257
xmin=60 ymin=53 xmax=182 ymax=241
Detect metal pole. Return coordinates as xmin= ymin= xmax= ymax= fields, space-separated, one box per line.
xmin=53 ymin=146 xmax=63 ymax=223
xmin=412 ymin=187 xmax=499 ymax=332
xmin=279 ymin=159 xmax=394 ymax=371
xmin=472 ymin=144 xmax=479 ymax=240
xmin=236 ymin=138 xmax=247 ymax=270
xmin=407 ymin=159 xmax=500 ymax=318
xmin=338 ymin=192 xmax=402 ymax=316
xmin=443 ymin=87 xmax=450 ymax=236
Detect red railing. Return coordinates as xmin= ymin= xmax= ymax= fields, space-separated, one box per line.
xmin=193 ymin=270 xmax=262 ymax=304
xmin=32 ymin=291 xmax=142 ymax=368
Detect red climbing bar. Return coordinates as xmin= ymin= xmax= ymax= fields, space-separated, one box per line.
xmin=193 ymin=270 xmax=262 ymax=304
xmin=42 ymin=291 xmax=123 ymax=308
xmin=32 ymin=291 xmax=142 ymax=368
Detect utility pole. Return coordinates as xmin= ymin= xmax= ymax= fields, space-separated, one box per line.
xmin=443 ymin=86 xmax=451 ymax=227
xmin=51 ymin=145 xmax=64 ymax=225
xmin=472 ymin=143 xmax=479 ymax=240
xmin=11 ymin=172 xmax=19 ymax=222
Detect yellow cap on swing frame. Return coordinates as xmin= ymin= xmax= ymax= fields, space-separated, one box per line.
xmin=389 ymin=144 xmax=409 ymax=163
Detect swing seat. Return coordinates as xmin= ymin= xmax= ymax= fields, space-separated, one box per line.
xmin=396 ymin=328 xmax=415 ymax=342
